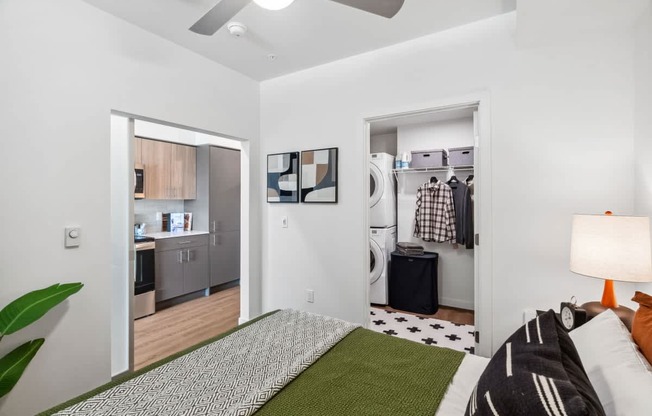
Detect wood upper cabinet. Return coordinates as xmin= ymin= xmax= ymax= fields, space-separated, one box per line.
xmin=175 ymin=144 xmax=197 ymax=200
xmin=134 ymin=137 xmax=143 ymax=166
xmin=138 ymin=137 xmax=196 ymax=200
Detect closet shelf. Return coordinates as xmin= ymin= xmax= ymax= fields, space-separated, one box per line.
xmin=392 ymin=165 xmax=474 ymax=174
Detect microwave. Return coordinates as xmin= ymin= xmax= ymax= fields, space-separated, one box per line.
xmin=134 ymin=164 xmax=145 ymax=199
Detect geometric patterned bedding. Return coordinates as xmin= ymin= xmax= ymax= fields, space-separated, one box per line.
xmin=53 ymin=310 xmax=359 ymax=416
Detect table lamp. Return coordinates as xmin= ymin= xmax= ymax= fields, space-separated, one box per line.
xmin=569 ymin=212 xmax=652 ymax=330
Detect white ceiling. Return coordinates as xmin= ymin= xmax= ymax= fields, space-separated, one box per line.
xmin=84 ymin=0 xmax=516 ymax=80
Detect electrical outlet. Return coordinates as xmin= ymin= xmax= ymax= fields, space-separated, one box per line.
xmin=156 ymin=212 xmax=162 ymax=221
xmin=306 ymin=289 xmax=314 ymax=303
xmin=281 ymin=216 xmax=288 ymax=228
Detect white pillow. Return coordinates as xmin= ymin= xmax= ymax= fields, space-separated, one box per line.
xmin=569 ymin=308 xmax=652 ymax=416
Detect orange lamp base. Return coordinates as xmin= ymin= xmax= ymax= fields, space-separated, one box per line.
xmin=601 ymin=279 xmax=619 ymax=308
xmin=580 ymin=278 xmax=635 ymax=331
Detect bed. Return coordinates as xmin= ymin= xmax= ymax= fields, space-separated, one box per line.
xmin=38 ymin=303 xmax=652 ymax=416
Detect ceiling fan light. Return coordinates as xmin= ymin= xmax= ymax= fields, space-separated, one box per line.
xmin=253 ymin=0 xmax=295 ymax=11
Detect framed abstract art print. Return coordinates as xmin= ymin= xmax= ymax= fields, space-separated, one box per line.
xmin=267 ymin=151 xmax=299 ymax=203
xmin=300 ymin=147 xmax=338 ymax=203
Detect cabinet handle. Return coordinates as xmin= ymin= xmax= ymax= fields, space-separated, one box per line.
xmin=178 ymin=240 xmax=192 ymax=245
xmin=212 ymin=235 xmax=216 ymax=246
xmin=178 ymin=251 xmax=183 ymax=263
xmin=211 ymin=221 xmax=216 ymax=233
xmin=187 ymin=249 xmax=191 ymax=262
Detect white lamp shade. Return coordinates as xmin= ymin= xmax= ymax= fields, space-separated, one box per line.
xmin=253 ymin=0 xmax=295 ymax=10
xmin=570 ymin=214 xmax=652 ymax=282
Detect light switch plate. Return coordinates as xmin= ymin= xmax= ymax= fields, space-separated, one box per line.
xmin=65 ymin=227 xmax=81 ymax=248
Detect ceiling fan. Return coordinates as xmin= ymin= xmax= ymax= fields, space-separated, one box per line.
xmin=189 ymin=0 xmax=405 ymax=36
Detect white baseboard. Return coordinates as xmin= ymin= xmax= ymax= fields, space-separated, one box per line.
xmin=440 ymin=297 xmax=474 ymax=311
xmin=238 ymin=316 xmax=249 ymax=325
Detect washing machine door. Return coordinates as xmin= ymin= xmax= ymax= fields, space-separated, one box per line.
xmin=370 ymin=162 xmax=384 ymax=209
xmin=369 ymin=238 xmax=384 ymax=285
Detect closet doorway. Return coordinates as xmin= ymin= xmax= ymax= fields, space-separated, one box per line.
xmin=363 ymin=98 xmax=493 ymax=357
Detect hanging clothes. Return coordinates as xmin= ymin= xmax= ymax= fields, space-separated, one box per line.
xmin=413 ymin=181 xmax=456 ymax=243
xmin=448 ymin=177 xmax=473 ymax=249
xmin=464 ymin=175 xmax=475 ymax=249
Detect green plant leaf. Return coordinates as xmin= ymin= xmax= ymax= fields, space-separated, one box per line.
xmin=0 ymin=283 xmax=83 ymax=338
xmin=0 ymin=339 xmax=44 ymax=398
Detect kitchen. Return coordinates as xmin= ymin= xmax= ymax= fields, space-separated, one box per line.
xmin=132 ymin=120 xmax=242 ymax=369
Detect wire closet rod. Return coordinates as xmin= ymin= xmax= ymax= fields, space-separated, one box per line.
xmin=392 ymin=165 xmax=474 ymax=174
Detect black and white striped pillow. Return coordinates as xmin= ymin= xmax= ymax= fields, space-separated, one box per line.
xmin=465 ymin=310 xmax=604 ymax=416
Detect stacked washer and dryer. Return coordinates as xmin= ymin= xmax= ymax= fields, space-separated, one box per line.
xmin=369 ymin=153 xmax=397 ymax=305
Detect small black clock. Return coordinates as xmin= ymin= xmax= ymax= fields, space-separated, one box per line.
xmin=559 ymin=302 xmax=588 ymax=331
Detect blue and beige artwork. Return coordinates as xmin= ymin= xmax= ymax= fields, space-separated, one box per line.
xmin=301 ymin=148 xmax=338 ymax=203
xmin=267 ymin=152 xmax=299 ymax=202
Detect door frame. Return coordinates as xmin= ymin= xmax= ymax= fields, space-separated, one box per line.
xmin=110 ymin=111 xmax=251 ymax=376
xmin=361 ymin=93 xmax=494 ymax=357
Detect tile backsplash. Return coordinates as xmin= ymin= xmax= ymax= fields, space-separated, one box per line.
xmin=134 ymin=199 xmax=185 ymax=233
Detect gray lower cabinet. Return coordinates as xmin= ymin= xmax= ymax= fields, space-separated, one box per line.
xmin=155 ymin=249 xmax=185 ymax=301
xmin=155 ymin=235 xmax=209 ymax=302
xmin=185 ymin=245 xmax=210 ymax=293
xmin=210 ymin=230 xmax=240 ymax=287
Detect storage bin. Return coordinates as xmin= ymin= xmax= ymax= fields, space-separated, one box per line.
xmin=448 ymin=146 xmax=474 ymax=166
xmin=410 ymin=149 xmax=447 ymax=168
xmin=389 ymin=251 xmax=439 ymax=314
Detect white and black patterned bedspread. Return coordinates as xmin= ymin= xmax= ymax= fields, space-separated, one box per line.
xmin=54 ymin=309 xmax=359 ymax=416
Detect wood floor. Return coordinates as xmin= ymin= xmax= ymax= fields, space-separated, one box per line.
xmin=134 ymin=285 xmax=240 ymax=370
xmin=134 ymin=285 xmax=473 ymax=370
xmin=373 ymin=304 xmax=475 ymax=326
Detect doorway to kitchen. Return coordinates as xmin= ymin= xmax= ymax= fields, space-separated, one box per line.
xmin=363 ymin=97 xmax=493 ymax=357
xmin=110 ymin=113 xmax=252 ymax=376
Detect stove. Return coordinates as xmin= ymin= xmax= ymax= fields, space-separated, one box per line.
xmin=135 ymin=236 xmax=155 ymax=244
xmin=134 ymin=236 xmax=156 ymax=319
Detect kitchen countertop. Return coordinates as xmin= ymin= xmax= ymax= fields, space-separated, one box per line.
xmin=143 ymin=230 xmax=209 ymax=239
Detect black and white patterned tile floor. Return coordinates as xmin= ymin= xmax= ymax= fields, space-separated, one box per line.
xmin=369 ymin=308 xmax=475 ymax=354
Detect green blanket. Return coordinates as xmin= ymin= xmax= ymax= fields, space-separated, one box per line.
xmin=255 ymin=328 xmax=464 ymax=416
xmin=39 ymin=313 xmax=464 ymax=415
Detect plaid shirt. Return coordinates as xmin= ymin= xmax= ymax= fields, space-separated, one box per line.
xmin=413 ymin=181 xmax=457 ymax=243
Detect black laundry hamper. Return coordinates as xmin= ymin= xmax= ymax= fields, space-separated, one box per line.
xmin=389 ymin=251 xmax=439 ymax=314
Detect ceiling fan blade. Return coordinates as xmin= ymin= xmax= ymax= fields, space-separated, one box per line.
xmin=329 ymin=0 xmax=405 ymax=18
xmin=189 ymin=0 xmax=251 ymax=36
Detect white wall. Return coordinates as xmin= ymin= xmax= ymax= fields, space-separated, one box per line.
xmin=135 ymin=120 xmax=242 ymax=150
xmin=260 ymin=7 xmax=652 ymax=353
xmin=135 ymin=120 xmax=196 ymax=146
xmin=633 ymin=3 xmax=652 ymax=296
xmin=634 ymin=3 xmax=652 ymax=219
xmin=0 ymin=0 xmax=260 ymax=414
xmin=396 ymin=119 xmax=475 ymax=309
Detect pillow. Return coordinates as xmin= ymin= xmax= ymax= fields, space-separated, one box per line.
xmin=569 ymin=308 xmax=652 ymax=416
xmin=465 ymin=310 xmax=604 ymax=416
xmin=632 ymin=291 xmax=652 ymax=364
